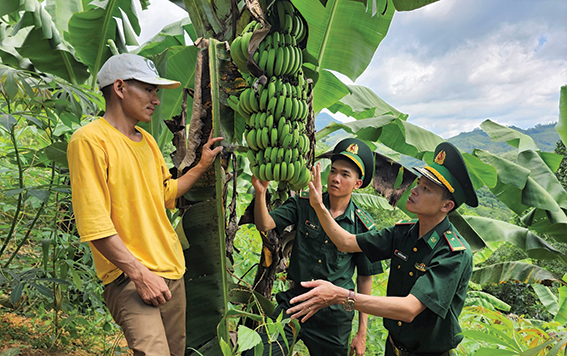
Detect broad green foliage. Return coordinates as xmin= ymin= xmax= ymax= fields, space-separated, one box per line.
xmin=2 ymin=0 xmax=567 ymax=354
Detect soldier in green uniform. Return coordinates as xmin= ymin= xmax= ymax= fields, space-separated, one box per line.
xmin=286 ymin=142 xmax=478 ymax=356
xmin=251 ymin=138 xmax=383 ymax=356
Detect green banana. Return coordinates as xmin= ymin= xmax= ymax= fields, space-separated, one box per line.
xmin=256 ymin=128 xmax=265 ymax=150
xmin=284 ymin=148 xmax=292 ymax=164
xmin=246 ymin=148 xmax=257 ymax=167
xmin=240 ymin=32 xmax=253 ymax=63
xmin=280 ymin=122 xmax=291 ymax=142
xmin=261 ymin=126 xmax=270 ymax=149
xmin=239 ymin=88 xmax=252 ymax=114
xmin=291 ymin=147 xmax=299 ymax=161
xmin=274 ymin=47 xmax=285 ymax=76
xmin=282 ymin=133 xmax=292 ymax=150
xmin=266 ymin=45 xmax=276 ymax=76
xmin=283 ymin=13 xmax=294 ymax=34
xmin=265 ymin=113 xmax=274 ymax=128
xmin=271 ymin=127 xmax=279 ymax=147
xmin=259 ymin=163 xmax=267 ymax=181
xmin=284 ymin=96 xmax=293 ymax=119
xmin=267 ymin=95 xmax=278 ymax=116
xmin=256 ymin=150 xmax=264 ymax=165
xmin=259 ymin=88 xmax=269 ymax=111
xmin=265 ymin=162 xmax=273 ymax=180
xmin=264 ymin=147 xmax=272 ymax=163
xmin=249 ymin=89 xmax=259 ymax=112
xmin=268 ymin=76 xmax=277 ymax=99
xmin=277 ymin=116 xmax=286 ymax=134
xmin=270 ymin=145 xmax=279 ymax=163
xmin=256 ymin=111 xmax=266 ymax=129
xmin=277 ymin=1 xmax=287 ymax=30
xmin=274 ymin=94 xmax=286 ymax=120
xmin=258 ymin=46 xmax=270 ymax=72
xmin=273 ymin=163 xmax=281 ymax=181
xmin=247 ymin=129 xmax=258 ymax=151
xmin=290 ymin=97 xmax=299 ymax=121
xmin=279 ymin=161 xmax=288 ymax=182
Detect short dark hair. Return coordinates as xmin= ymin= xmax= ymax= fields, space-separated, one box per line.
xmin=100 ymin=79 xmax=137 ymax=102
xmin=441 ymin=186 xmax=457 ymax=213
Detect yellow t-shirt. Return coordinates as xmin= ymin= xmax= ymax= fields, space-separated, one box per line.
xmin=68 ymin=118 xmax=184 ymax=284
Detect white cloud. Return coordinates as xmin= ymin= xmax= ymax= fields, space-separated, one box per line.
xmin=355 ymin=2 xmax=567 ymax=138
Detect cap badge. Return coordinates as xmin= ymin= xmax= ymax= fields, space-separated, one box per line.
xmin=144 ymin=58 xmax=159 ymax=75
xmin=434 ymin=150 xmax=446 ymax=165
xmin=346 ymin=143 xmax=359 ymax=155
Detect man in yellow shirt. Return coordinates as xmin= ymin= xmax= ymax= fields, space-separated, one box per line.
xmin=68 ymin=53 xmax=223 ymax=355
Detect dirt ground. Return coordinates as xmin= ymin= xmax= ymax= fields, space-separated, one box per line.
xmin=0 ymin=312 xmax=131 ymax=356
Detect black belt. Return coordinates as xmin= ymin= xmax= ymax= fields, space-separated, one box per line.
xmin=389 ymin=335 xmax=453 ymax=356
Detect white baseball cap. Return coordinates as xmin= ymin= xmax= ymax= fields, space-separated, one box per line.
xmin=97 ymin=53 xmax=181 ymax=89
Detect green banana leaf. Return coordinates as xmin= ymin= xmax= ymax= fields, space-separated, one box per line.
xmin=480 ymin=119 xmax=540 ymax=152
xmin=461 ymin=215 xmax=565 ymax=262
xmin=44 ymin=0 xmax=84 ymax=33
xmin=555 ymin=285 xmax=567 ymax=324
xmin=531 ymin=283 xmax=558 ymax=316
xmin=391 ymin=0 xmax=439 ymax=11
xmin=465 ymin=290 xmax=511 ymax=312
xmin=556 ymin=86 xmax=567 ymax=146
xmin=0 ymin=24 xmax=31 ymax=68
xmin=351 ymin=192 xmax=394 ymax=210
xmin=295 ymin=0 xmax=394 ymax=82
xmin=518 ymin=150 xmax=567 ymax=209
xmin=327 ymin=84 xmax=408 ymax=121
xmin=312 ymin=69 xmax=351 ymax=113
xmin=471 ymin=261 xmax=563 ymax=286
xmin=294 ymin=0 xmax=395 ymax=112
xmin=10 ymin=0 xmax=89 ymax=84
xmin=67 ymin=0 xmax=142 ymax=88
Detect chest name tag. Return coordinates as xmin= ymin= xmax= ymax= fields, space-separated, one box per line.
xmin=305 ymin=220 xmax=319 ymax=230
xmin=394 ymin=249 xmax=408 ymax=261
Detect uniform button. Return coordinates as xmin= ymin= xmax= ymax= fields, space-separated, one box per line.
xmin=318 ymin=260 xmax=322 ymax=263
xmin=325 ymin=240 xmax=328 ymax=243
xmin=397 ymin=265 xmax=401 ymax=269
xmin=398 ymin=321 xmax=402 ymax=326
xmin=306 ymin=232 xmax=309 ymax=236
xmin=413 ymin=247 xmax=417 ymax=252
xmin=409 ymin=272 xmax=414 ymax=276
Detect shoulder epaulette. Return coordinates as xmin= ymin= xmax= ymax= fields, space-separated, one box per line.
xmin=444 ymin=230 xmax=467 ymax=252
xmin=355 ymin=209 xmax=375 ymax=230
xmin=395 ymin=219 xmax=418 ymax=225
xmin=299 ymin=190 xmax=309 ymax=199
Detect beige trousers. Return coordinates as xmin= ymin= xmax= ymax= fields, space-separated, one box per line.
xmin=103 ymin=273 xmax=186 ymax=356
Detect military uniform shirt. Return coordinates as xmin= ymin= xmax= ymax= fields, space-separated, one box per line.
xmin=270 ymin=192 xmax=383 ymax=290
xmin=356 ymin=217 xmax=473 ymax=354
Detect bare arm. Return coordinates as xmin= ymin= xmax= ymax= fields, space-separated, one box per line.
xmin=287 ymin=280 xmax=426 ymax=324
xmin=252 ymin=176 xmax=276 ymax=231
xmin=350 ymin=275 xmax=372 ymax=356
xmin=309 ymin=163 xmax=361 ymax=252
xmin=91 ymin=234 xmax=171 ymax=306
xmin=176 ymin=135 xmax=223 ymax=198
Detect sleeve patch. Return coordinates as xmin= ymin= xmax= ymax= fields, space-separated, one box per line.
xmin=395 ymin=219 xmax=418 ymax=226
xmin=355 ymin=209 xmax=375 ymax=230
xmin=299 ymin=190 xmax=309 ymax=199
xmin=444 ymin=231 xmax=466 ymax=252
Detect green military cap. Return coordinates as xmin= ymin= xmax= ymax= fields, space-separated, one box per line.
xmin=414 ymin=142 xmax=478 ymax=208
xmin=331 ymin=138 xmax=375 ymax=188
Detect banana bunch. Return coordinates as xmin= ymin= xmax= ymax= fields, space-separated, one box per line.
xmin=229 ymin=0 xmax=311 ymax=191
xmin=230 ymin=20 xmax=261 ymax=74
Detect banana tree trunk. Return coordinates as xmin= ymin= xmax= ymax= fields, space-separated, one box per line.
xmin=172 ymin=38 xmax=233 ymax=356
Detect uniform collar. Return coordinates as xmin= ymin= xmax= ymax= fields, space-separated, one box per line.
xmin=417 ymin=217 xmax=451 ymax=250
xmin=324 ymin=193 xmax=356 ymax=223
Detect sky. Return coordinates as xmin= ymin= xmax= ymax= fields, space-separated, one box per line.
xmin=136 ymin=0 xmax=567 ymax=138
